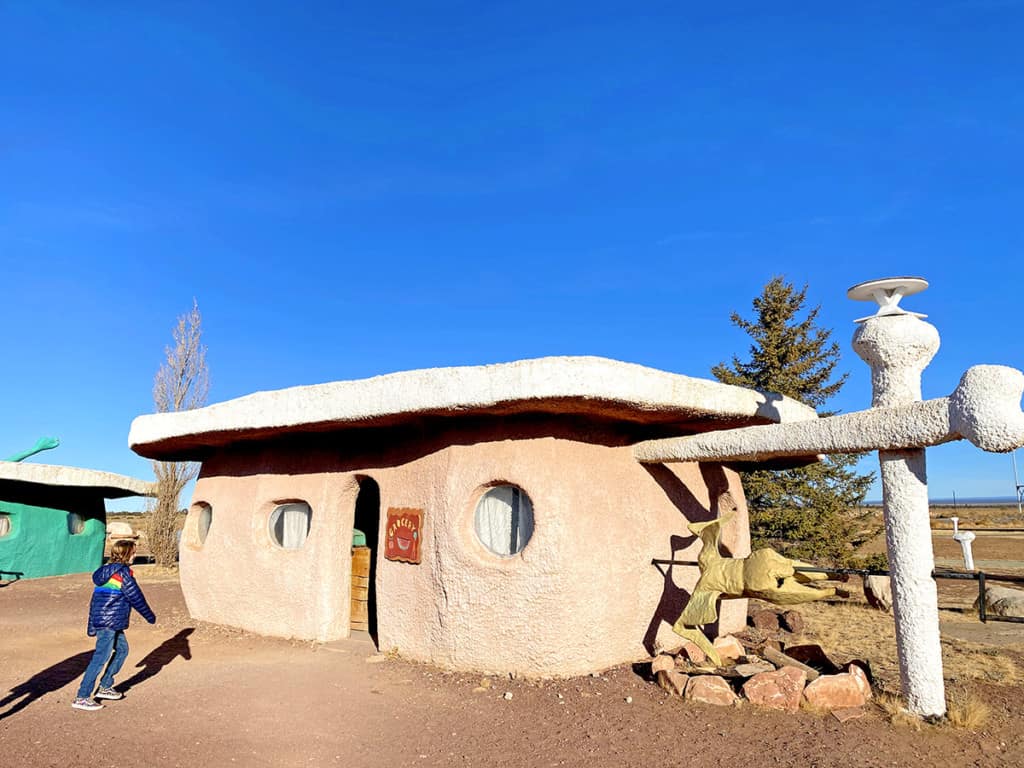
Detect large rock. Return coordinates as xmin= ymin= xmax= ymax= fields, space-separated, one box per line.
xmin=751 ymin=609 xmax=780 ymax=632
xmin=762 ymin=646 xmax=820 ymax=681
xmin=863 ymin=575 xmax=893 ymax=612
xmin=780 ymin=610 xmax=804 ymax=634
xmin=803 ymin=671 xmax=870 ymax=709
xmin=684 ymin=675 xmax=738 ymax=706
xmin=651 ymin=654 xmax=675 ymax=675
xmin=734 ymin=660 xmax=775 ymax=678
xmin=656 ymin=669 xmax=689 ymax=697
xmin=678 ymin=641 xmax=707 ymax=665
xmin=712 ymin=635 xmax=745 ymax=662
xmin=846 ymin=664 xmax=872 ymax=700
xmin=742 ymin=667 xmax=807 ymax=713
xmin=975 ymin=585 xmax=1024 ymax=618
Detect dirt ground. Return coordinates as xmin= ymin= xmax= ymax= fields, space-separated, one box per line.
xmin=3 ymin=570 xmax=1024 ymax=768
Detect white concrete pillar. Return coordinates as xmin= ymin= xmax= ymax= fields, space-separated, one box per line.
xmin=854 ymin=314 xmax=946 ymax=718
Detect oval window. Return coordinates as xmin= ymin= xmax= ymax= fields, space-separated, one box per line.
xmin=0 ymin=513 xmax=11 ymax=538
xmin=68 ymin=513 xmax=85 ymax=535
xmin=194 ymin=503 xmax=213 ymax=545
xmin=474 ymin=485 xmax=534 ymax=557
xmin=269 ymin=502 xmax=311 ymax=549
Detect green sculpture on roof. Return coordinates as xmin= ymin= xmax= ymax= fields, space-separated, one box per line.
xmin=5 ymin=436 xmax=60 ymax=463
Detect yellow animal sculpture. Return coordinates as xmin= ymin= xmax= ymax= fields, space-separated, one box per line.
xmin=673 ymin=514 xmax=834 ymax=665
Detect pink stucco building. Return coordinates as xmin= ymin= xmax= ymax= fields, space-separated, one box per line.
xmin=128 ymin=356 xmax=814 ymax=677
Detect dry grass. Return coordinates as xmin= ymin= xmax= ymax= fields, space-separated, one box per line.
xmin=873 ymin=685 xmax=990 ymax=730
xmin=792 ymin=599 xmax=1024 ymax=688
xmin=793 ymin=601 xmax=900 ymax=684
xmin=131 ymin=564 xmax=182 ymax=582
xmin=946 ymin=685 xmax=992 ymax=730
xmin=874 ymin=691 xmax=923 ymax=730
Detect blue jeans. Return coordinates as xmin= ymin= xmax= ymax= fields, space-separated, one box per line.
xmin=77 ymin=629 xmax=129 ymax=699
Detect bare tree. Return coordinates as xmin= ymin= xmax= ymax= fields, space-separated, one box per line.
xmin=147 ymin=300 xmax=209 ymax=567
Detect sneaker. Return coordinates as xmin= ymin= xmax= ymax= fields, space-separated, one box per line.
xmin=72 ymin=697 xmax=103 ymax=711
xmin=95 ymin=687 xmax=123 ymax=700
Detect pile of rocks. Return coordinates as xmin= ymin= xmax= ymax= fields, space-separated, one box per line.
xmin=649 ymin=627 xmax=872 ymax=718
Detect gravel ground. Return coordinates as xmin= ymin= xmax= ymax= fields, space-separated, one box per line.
xmin=3 ymin=569 xmax=1024 ymax=768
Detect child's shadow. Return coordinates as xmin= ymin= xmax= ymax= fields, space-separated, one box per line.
xmin=0 ymin=651 xmax=94 ymax=720
xmin=119 ymin=628 xmax=195 ymax=693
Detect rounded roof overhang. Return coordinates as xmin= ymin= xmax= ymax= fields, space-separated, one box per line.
xmin=0 ymin=463 xmax=155 ymax=499
xmin=128 ymin=356 xmax=818 ymax=461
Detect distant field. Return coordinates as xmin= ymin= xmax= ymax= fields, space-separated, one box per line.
xmin=854 ymin=504 xmax=1024 ymax=528
xmin=927 ymin=505 xmax=1024 ymax=528
xmin=104 ymin=510 xmax=185 ymax=560
xmin=851 ymin=504 xmax=1024 ymax=577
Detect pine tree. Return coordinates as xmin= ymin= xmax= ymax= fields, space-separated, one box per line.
xmin=712 ymin=277 xmax=875 ymax=563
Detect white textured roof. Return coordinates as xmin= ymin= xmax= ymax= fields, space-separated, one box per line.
xmin=128 ymin=356 xmax=817 ymax=460
xmin=0 ymin=462 xmax=155 ymax=499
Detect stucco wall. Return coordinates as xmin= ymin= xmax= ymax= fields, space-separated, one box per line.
xmin=179 ymin=469 xmax=356 ymax=641
xmin=0 ymin=495 xmax=105 ymax=579
xmin=181 ymin=425 xmax=750 ymax=677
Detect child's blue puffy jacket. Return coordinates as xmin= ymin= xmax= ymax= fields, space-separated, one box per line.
xmin=87 ymin=563 xmax=156 ymax=636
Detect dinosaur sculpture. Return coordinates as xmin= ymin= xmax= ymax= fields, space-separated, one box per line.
xmin=5 ymin=437 xmax=60 ymax=463
xmin=673 ymin=513 xmax=833 ymax=666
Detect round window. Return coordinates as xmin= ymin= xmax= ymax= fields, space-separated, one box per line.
xmin=0 ymin=513 xmax=11 ymax=538
xmin=68 ymin=513 xmax=85 ymax=535
xmin=474 ymin=485 xmax=534 ymax=557
xmin=269 ymin=502 xmax=311 ymax=549
xmin=194 ymin=503 xmax=213 ymax=545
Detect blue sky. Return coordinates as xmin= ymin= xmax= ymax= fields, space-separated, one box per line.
xmin=2 ymin=2 xmax=1023 ymax=509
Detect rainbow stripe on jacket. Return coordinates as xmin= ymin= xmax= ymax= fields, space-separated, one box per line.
xmin=95 ymin=569 xmax=132 ymax=593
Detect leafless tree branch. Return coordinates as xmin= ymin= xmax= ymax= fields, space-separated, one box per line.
xmin=148 ymin=299 xmax=209 ymax=566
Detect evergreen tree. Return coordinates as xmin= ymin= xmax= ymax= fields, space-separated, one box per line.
xmin=712 ymin=277 xmax=875 ymax=563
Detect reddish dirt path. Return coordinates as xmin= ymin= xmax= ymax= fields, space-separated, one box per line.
xmin=3 ymin=569 xmax=1024 ymax=768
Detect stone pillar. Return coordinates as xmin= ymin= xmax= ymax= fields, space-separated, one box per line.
xmin=853 ymin=314 xmax=946 ymax=717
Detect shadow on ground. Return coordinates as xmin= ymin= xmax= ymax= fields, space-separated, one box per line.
xmin=0 ymin=627 xmax=197 ymax=719
xmin=120 ymin=628 xmax=195 ymax=693
xmin=0 ymin=651 xmax=93 ymax=720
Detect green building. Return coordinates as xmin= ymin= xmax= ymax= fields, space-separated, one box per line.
xmin=0 ymin=462 xmax=153 ymax=580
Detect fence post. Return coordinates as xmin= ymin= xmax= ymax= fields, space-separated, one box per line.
xmin=978 ymin=571 xmax=987 ymax=623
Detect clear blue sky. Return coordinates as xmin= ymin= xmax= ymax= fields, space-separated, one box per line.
xmin=2 ymin=2 xmax=1022 ymax=509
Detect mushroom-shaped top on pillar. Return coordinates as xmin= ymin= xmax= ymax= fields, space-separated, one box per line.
xmin=849 ymin=277 xmax=940 ymax=407
xmin=847 ymin=276 xmax=929 ymax=321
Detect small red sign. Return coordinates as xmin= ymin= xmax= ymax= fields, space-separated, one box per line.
xmin=384 ymin=508 xmax=423 ymax=564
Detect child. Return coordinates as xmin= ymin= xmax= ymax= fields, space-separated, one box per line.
xmin=72 ymin=539 xmax=156 ymax=711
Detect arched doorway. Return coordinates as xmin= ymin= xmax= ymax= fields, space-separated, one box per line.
xmin=351 ymin=476 xmax=380 ymax=639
